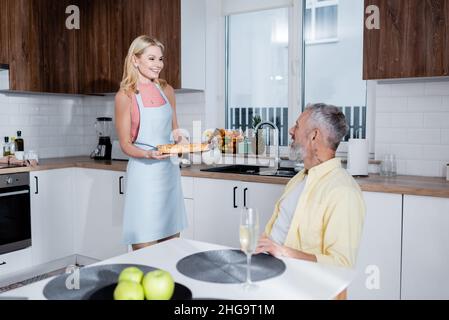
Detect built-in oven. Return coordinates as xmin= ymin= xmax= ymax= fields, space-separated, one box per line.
xmin=0 ymin=172 xmax=31 ymax=255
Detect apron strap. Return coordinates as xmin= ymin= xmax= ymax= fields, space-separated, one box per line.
xmin=135 ymin=92 xmax=145 ymax=111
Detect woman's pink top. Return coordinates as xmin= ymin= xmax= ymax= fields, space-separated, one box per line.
xmin=130 ymin=82 xmax=167 ymax=142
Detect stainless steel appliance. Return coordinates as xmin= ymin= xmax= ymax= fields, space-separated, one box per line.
xmin=0 ymin=172 xmax=31 ymax=255
xmin=91 ymin=117 xmax=113 ymax=160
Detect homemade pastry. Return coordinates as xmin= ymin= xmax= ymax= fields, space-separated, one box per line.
xmin=157 ymin=143 xmax=210 ymax=154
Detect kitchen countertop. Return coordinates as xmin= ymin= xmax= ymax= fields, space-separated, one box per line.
xmin=1 ymin=156 xmax=449 ymax=198
xmin=0 ymin=238 xmax=354 ymax=300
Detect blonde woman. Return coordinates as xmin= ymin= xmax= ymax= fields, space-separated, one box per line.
xmin=115 ymin=35 xmax=187 ymax=251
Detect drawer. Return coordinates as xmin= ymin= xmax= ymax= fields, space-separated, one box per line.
xmin=0 ymin=248 xmax=32 ymax=280
xmin=181 ymin=177 xmax=194 ymax=199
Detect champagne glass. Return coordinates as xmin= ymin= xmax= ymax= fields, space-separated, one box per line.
xmin=239 ymin=207 xmax=259 ymax=290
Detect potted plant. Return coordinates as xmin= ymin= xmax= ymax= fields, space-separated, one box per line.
xmin=250 ymin=115 xmax=266 ymax=155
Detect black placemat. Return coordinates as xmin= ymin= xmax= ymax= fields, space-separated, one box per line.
xmin=176 ymin=249 xmax=286 ymax=284
xmin=43 ymin=264 xmax=156 ymax=300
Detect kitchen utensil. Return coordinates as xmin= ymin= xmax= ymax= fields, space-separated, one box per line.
xmin=347 ymin=138 xmax=369 ymax=176
xmin=24 ymin=150 xmax=39 ymax=165
xmin=133 ymin=141 xmax=158 ymax=150
xmin=91 ymin=117 xmax=113 ymax=160
xmin=15 ymin=151 xmax=24 ymax=161
xmin=380 ymin=154 xmax=397 ymax=177
xmin=240 ymin=207 xmax=259 ymax=290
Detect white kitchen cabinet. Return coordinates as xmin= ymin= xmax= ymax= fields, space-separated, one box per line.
xmin=181 ymin=176 xmax=194 ymax=199
xmin=30 ymin=169 xmax=75 ymax=265
xmin=193 ymin=178 xmax=240 ymax=247
xmin=73 ymin=169 xmax=127 ymax=261
xmin=180 ymin=177 xmax=195 ymax=239
xmin=181 ymin=199 xmax=195 ymax=240
xmin=193 ymin=178 xmax=284 ymax=248
xmin=242 ymin=182 xmax=285 ymax=230
xmin=347 ymin=192 xmax=403 ymax=300
xmin=0 ymin=248 xmax=32 ymax=280
xmin=402 ymin=195 xmax=449 ymax=300
xmin=181 ymin=0 xmax=206 ymax=90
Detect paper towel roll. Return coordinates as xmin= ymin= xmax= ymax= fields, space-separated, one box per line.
xmin=347 ymin=139 xmax=369 ymax=176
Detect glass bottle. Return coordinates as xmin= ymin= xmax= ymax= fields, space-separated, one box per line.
xmin=3 ymin=136 xmax=10 ymax=156
xmin=9 ymin=136 xmax=16 ymax=155
xmin=15 ymin=131 xmax=24 ymax=152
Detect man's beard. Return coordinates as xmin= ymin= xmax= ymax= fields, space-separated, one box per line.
xmin=289 ymin=142 xmax=306 ymax=161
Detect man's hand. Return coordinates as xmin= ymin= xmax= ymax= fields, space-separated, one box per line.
xmin=255 ymin=234 xmax=286 ymax=257
xmin=255 ymin=233 xmax=318 ymax=263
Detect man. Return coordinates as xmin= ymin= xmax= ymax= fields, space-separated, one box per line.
xmin=256 ymin=103 xmax=365 ymax=268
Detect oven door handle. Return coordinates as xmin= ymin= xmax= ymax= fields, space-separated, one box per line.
xmin=0 ymin=190 xmax=30 ymax=198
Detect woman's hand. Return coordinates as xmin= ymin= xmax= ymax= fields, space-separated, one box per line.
xmin=145 ymin=150 xmax=171 ymax=160
xmin=173 ymin=129 xmax=189 ymax=145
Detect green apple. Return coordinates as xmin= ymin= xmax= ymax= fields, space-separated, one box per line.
xmin=113 ymin=281 xmax=145 ymax=300
xmin=118 ymin=267 xmax=144 ymax=284
xmin=142 ymin=269 xmax=175 ymax=300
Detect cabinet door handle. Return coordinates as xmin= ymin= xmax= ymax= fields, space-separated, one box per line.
xmin=243 ymin=188 xmax=248 ymax=208
xmin=233 ymin=186 xmax=238 ymax=208
xmin=0 ymin=262 xmax=6 ymax=266
xmin=34 ymin=176 xmax=39 ymax=194
xmin=119 ymin=176 xmax=124 ymax=195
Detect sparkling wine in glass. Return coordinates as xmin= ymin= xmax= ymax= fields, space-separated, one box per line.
xmin=239 ymin=207 xmax=259 ymax=290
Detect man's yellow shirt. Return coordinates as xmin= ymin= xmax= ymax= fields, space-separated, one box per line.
xmin=265 ymin=157 xmax=366 ymax=268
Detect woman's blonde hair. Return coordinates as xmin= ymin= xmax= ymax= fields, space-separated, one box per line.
xmin=120 ymin=35 xmax=168 ymax=94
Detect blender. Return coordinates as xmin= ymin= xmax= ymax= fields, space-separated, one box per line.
xmin=91 ymin=117 xmax=113 ymax=160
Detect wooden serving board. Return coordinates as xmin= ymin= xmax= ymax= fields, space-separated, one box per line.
xmin=157 ymin=143 xmax=210 ymax=154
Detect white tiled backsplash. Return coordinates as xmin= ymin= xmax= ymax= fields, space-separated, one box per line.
xmin=0 ymin=91 xmax=205 ymax=159
xmin=2 ymin=81 xmax=449 ymax=178
xmin=375 ymin=80 xmax=449 ymax=177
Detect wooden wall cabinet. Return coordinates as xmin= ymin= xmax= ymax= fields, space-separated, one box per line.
xmin=80 ymin=0 xmax=181 ymax=93
xmin=0 ymin=0 xmax=10 ymax=64
xmin=2 ymin=0 xmax=181 ymax=94
xmin=7 ymin=0 xmax=45 ymax=92
xmin=39 ymin=0 xmax=82 ymax=94
xmin=364 ymin=0 xmax=449 ymax=80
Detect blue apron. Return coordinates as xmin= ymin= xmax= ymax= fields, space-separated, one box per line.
xmin=122 ymin=84 xmax=187 ymax=244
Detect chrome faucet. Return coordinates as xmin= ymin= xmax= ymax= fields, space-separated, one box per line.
xmin=254 ymin=120 xmax=280 ymax=170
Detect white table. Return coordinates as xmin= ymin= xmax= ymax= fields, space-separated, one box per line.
xmin=0 ymin=239 xmax=354 ymax=300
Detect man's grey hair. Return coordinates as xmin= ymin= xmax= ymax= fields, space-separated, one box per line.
xmin=305 ymin=103 xmax=349 ymax=151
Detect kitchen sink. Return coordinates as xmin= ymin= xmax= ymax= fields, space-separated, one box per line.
xmin=200 ymin=165 xmax=298 ymax=178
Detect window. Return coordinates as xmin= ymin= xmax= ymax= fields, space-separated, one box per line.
xmin=303 ymin=0 xmax=368 ymax=150
xmin=225 ymin=8 xmax=290 ymax=146
xmin=304 ymin=0 xmax=339 ymax=44
xmin=224 ymin=0 xmax=369 ymax=153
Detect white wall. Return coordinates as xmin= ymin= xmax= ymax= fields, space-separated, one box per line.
xmin=0 ymin=92 xmax=205 ymax=159
xmin=374 ymin=80 xmax=449 ymax=177
xmin=0 ymin=93 xmax=90 ymax=158
xmin=204 ymin=0 xmax=224 ymax=130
